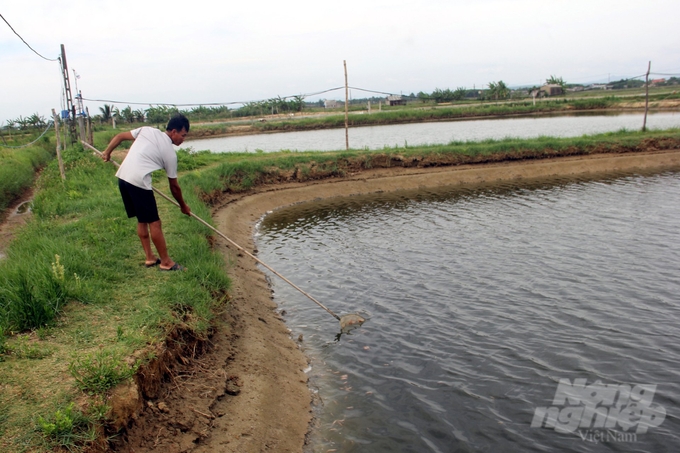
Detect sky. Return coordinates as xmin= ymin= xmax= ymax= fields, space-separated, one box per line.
xmin=1 ymin=0 xmax=679 ymax=123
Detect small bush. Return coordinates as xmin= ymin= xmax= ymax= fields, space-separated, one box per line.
xmin=36 ymin=402 xmax=96 ymax=451
xmin=0 ymin=255 xmax=72 ymax=334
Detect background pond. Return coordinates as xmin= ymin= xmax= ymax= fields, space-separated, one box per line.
xmin=187 ymin=112 xmax=680 ymax=153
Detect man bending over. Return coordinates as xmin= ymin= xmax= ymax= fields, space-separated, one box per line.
xmin=101 ymin=114 xmax=191 ymax=271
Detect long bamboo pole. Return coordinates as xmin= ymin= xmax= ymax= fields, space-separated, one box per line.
xmin=81 ymin=141 xmax=343 ymax=321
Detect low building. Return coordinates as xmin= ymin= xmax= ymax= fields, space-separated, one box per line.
xmin=324 ymin=100 xmax=340 ymax=109
xmin=386 ymin=95 xmax=406 ymax=106
xmin=540 ymin=84 xmax=563 ymax=96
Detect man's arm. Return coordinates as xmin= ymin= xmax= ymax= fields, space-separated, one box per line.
xmin=168 ymin=178 xmax=191 ymax=216
xmin=101 ymin=131 xmax=135 ymax=162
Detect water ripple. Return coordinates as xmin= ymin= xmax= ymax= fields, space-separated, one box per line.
xmin=258 ymin=170 xmax=680 ymax=452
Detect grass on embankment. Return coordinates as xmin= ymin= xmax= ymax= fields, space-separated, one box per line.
xmin=1 ymin=127 xmax=679 ymax=451
xmin=0 ymin=144 xmax=229 ymax=451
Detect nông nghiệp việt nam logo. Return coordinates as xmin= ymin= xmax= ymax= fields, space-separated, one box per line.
xmin=531 ymin=378 xmax=666 ymax=438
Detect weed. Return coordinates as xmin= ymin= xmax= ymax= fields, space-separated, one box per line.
xmin=36 ymin=402 xmax=97 ymax=452
xmin=4 ymin=334 xmax=53 ymax=359
xmin=36 ymin=326 xmax=49 ymax=340
xmin=68 ymin=349 xmax=138 ymax=394
xmin=0 ymin=255 xmax=70 ymax=333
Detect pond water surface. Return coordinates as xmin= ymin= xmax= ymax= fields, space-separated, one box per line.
xmin=256 ymin=168 xmax=680 ymax=452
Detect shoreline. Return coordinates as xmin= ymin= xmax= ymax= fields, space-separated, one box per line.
xmin=203 ymin=149 xmax=680 ymax=452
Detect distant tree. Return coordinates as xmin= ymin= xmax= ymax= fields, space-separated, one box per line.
xmin=453 ymin=87 xmax=468 ymax=101
xmin=146 ymin=105 xmax=179 ymax=124
xmin=291 ymin=95 xmax=305 ymax=112
xmin=606 ymin=78 xmax=645 ymax=90
xmin=119 ymin=106 xmax=135 ymax=123
xmin=133 ymin=109 xmax=145 ymax=123
xmin=15 ymin=115 xmax=29 ymax=130
xmin=417 ymin=91 xmax=430 ymax=102
xmin=487 ymin=80 xmax=510 ymax=100
xmin=99 ymin=104 xmax=115 ymax=123
xmin=5 ymin=119 xmax=16 ymax=137
xmin=27 ymin=113 xmax=47 ymax=129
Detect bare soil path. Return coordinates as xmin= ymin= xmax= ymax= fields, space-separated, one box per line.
xmin=0 ymin=188 xmax=34 ymax=260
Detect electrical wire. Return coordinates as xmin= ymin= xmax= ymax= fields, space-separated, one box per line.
xmin=0 ymin=13 xmax=59 ymax=62
xmin=0 ymin=121 xmax=54 ymax=149
xmin=81 ymin=86 xmax=347 ymax=108
xmin=348 ymin=86 xmax=396 ymax=96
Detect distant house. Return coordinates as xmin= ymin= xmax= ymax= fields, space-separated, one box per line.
xmin=386 ymin=95 xmax=406 ymax=106
xmin=650 ymin=78 xmax=666 ymax=86
xmin=324 ymin=100 xmax=340 ymax=109
xmin=539 ymin=84 xmax=563 ymax=96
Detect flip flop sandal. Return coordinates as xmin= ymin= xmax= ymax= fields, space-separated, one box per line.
xmin=159 ymin=263 xmax=185 ymax=271
xmin=145 ymin=258 xmax=161 ymax=268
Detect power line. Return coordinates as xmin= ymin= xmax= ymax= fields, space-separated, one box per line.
xmin=348 ymin=86 xmax=396 ymax=96
xmin=81 ymin=86 xmax=350 ymax=108
xmin=0 ymin=121 xmax=54 ymax=149
xmin=0 ymin=13 xmax=59 ymax=62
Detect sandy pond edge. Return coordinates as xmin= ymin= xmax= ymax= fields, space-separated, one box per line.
xmin=202 ymin=149 xmax=680 ymax=452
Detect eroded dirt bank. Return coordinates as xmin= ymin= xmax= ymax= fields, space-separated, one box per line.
xmin=108 ymin=149 xmax=680 ymax=453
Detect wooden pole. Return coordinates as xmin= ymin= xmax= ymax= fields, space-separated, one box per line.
xmin=344 ymin=60 xmax=349 ymax=151
xmin=86 ymin=107 xmax=93 ymax=145
xmin=52 ymin=109 xmax=66 ymax=180
xmin=642 ymin=61 xmax=651 ymax=132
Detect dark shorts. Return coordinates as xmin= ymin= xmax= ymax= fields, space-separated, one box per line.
xmin=118 ymin=178 xmax=160 ymax=224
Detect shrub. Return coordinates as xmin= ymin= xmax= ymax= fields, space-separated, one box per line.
xmin=36 ymin=402 xmax=97 ymax=451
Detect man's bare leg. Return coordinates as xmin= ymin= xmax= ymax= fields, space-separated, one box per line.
xmin=148 ymin=220 xmax=176 ymax=269
xmin=137 ymin=222 xmax=158 ymax=266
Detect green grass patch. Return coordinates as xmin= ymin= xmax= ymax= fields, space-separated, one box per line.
xmin=69 ymin=349 xmax=138 ymax=394
xmin=0 ymin=141 xmax=230 ymax=451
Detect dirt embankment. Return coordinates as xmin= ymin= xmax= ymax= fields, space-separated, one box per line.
xmin=105 ymin=146 xmax=680 ymax=453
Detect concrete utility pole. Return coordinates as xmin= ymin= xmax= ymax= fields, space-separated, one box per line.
xmin=59 ymin=45 xmax=77 ymax=144
xmin=643 ymin=61 xmax=651 ymax=132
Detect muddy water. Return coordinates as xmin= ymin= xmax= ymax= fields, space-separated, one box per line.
xmin=256 ymin=169 xmax=680 ymax=452
xmin=0 ymin=199 xmax=33 ymax=261
xmin=186 ymin=112 xmax=680 ymax=153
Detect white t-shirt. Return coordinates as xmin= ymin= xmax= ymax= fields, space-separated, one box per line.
xmin=115 ymin=127 xmax=178 ymax=190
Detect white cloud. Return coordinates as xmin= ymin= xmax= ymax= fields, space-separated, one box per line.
xmin=1 ymin=0 xmax=679 ymax=120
